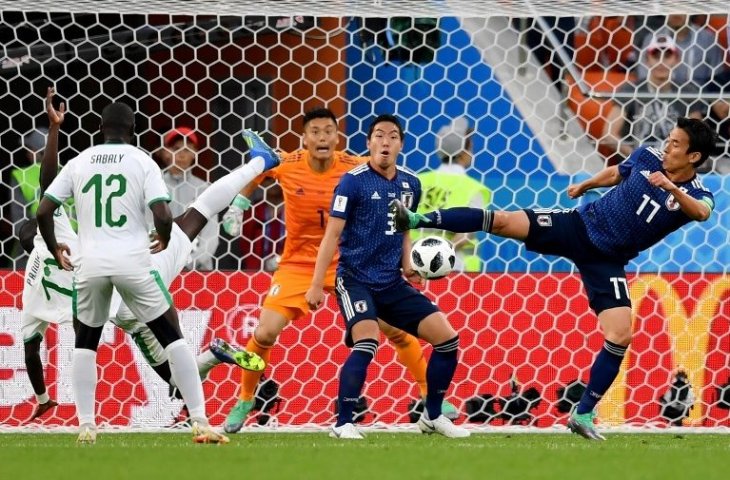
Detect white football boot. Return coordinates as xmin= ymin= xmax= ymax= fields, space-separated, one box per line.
xmin=76 ymin=423 xmax=97 ymax=444
xmin=329 ymin=423 xmax=365 ymax=440
xmin=417 ymin=412 xmax=471 ymax=438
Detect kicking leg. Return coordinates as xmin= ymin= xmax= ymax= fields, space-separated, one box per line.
xmin=177 ymin=131 xmax=281 ymax=241
xmin=389 ymin=200 xmax=530 ymax=240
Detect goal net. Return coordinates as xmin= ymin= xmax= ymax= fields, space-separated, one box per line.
xmin=1 ymin=1 xmax=729 ymax=431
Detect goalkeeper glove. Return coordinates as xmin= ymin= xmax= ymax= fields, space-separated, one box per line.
xmin=222 ymin=194 xmax=252 ymax=236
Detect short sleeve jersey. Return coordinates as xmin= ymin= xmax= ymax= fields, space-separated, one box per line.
xmin=578 ymin=145 xmax=715 ymax=260
xmin=44 ymin=143 xmax=170 ymax=277
xmin=259 ymin=150 xmax=365 ymax=271
xmin=330 ymin=162 xmax=421 ymax=290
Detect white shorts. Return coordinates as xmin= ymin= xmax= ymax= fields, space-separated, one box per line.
xmin=21 ymin=247 xmax=74 ymax=341
xmin=75 ymin=271 xmax=172 ymax=328
xmin=112 ymin=223 xmax=191 ymax=322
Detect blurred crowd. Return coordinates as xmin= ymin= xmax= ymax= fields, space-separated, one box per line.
xmin=2 ymin=13 xmax=729 ymax=270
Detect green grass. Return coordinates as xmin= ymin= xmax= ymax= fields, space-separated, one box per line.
xmin=1 ymin=433 xmax=729 ymax=480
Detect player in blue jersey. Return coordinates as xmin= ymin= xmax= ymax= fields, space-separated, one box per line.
xmin=389 ymin=117 xmax=716 ymax=441
xmin=305 ymin=114 xmax=470 ymax=439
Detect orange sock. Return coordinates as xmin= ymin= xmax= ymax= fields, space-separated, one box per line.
xmin=388 ymin=330 xmax=428 ymax=398
xmin=239 ymin=336 xmax=272 ymax=402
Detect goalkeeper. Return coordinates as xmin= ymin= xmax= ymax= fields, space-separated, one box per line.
xmin=390 ymin=118 xmax=716 ymax=440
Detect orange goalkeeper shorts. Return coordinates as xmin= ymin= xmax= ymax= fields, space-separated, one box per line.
xmin=262 ymin=267 xmax=336 ymax=321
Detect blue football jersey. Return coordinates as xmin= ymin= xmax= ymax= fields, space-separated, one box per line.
xmin=578 ymin=146 xmax=715 ymax=260
xmin=330 ymin=162 xmax=421 ymax=290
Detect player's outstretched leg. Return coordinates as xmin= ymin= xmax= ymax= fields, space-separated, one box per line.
xmin=388 ymin=199 xmax=489 ymax=234
xmin=242 ymin=129 xmax=281 ymax=171
xmin=209 ymin=338 xmax=266 ymax=372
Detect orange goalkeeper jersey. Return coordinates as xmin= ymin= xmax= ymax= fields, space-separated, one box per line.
xmin=261 ymin=150 xmax=365 ymax=271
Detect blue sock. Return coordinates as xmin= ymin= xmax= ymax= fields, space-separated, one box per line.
xmin=422 ymin=208 xmax=493 ymax=233
xmin=336 ymin=339 xmax=378 ymax=426
xmin=576 ymin=340 xmax=627 ymax=415
xmin=425 ymin=336 xmax=459 ymax=420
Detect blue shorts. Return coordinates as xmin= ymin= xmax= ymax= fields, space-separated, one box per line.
xmin=334 ymin=275 xmax=440 ymax=347
xmin=523 ymin=209 xmax=631 ymax=314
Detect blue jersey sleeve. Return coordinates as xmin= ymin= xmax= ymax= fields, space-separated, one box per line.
xmin=330 ymin=173 xmax=359 ymax=220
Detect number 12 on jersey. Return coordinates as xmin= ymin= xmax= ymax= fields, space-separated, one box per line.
xmin=82 ymin=173 xmax=128 ymax=227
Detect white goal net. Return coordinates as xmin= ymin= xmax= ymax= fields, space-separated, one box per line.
xmin=1 ymin=1 xmax=729 ymax=431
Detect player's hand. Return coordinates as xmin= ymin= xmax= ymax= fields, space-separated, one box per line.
xmin=222 ymin=205 xmax=244 ymax=236
xmin=149 ymin=231 xmax=169 ymax=254
xmin=567 ymin=183 xmax=586 ymax=199
xmin=648 ymin=171 xmax=676 ymax=191
xmin=305 ymin=286 xmax=325 ymax=311
xmin=45 ymin=86 xmax=65 ymax=126
xmin=222 ymin=195 xmax=251 ymax=236
xmin=54 ymin=243 xmax=74 ymax=271
xmin=403 ymin=268 xmax=424 ymax=285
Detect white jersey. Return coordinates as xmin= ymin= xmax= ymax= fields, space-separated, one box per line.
xmin=44 ymin=143 xmax=170 ymax=278
xmin=32 ymin=203 xmax=78 ymax=259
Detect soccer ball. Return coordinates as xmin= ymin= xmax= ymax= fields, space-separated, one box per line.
xmin=410 ymin=236 xmax=456 ymax=280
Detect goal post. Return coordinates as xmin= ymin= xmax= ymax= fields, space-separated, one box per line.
xmin=1 ymin=2 xmax=729 ymax=431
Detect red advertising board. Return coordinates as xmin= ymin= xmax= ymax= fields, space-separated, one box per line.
xmin=1 ymin=271 xmax=728 ymax=428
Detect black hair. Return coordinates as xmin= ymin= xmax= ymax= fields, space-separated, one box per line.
xmin=101 ymin=102 xmax=135 ymax=139
xmin=367 ymin=114 xmax=404 ymax=140
xmin=18 ymin=218 xmax=37 ymax=255
xmin=676 ymin=117 xmax=717 ymax=169
xmin=302 ymin=107 xmax=338 ymax=129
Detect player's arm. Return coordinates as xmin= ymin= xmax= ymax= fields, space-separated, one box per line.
xmin=39 ymin=87 xmax=65 ymax=193
xmin=568 ymin=165 xmax=622 ymax=199
xmin=37 ymin=168 xmax=73 ymax=270
xmin=647 ymin=172 xmax=712 ymax=221
xmin=144 ymin=158 xmax=174 ymax=252
xmin=149 ymin=201 xmax=173 ymax=252
xmin=305 ymin=216 xmax=345 ymax=310
xmin=401 ymin=233 xmax=422 ymax=285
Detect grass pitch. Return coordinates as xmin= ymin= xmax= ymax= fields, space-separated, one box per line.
xmin=1 ymin=432 xmax=728 ymax=480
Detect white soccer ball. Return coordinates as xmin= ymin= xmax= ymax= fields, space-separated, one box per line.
xmin=410 ymin=236 xmax=456 ymax=280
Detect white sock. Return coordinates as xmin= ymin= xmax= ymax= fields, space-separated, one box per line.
xmin=72 ymin=349 xmax=97 ymax=426
xmin=189 ymin=160 xmax=263 ymax=219
xmin=165 ymin=339 xmax=206 ymax=421
xmin=36 ymin=392 xmax=50 ymax=404
xmin=196 ymin=349 xmax=221 ymax=380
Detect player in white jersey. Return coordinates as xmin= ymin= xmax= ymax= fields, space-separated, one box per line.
xmin=36 ymin=94 xmax=278 ymax=444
